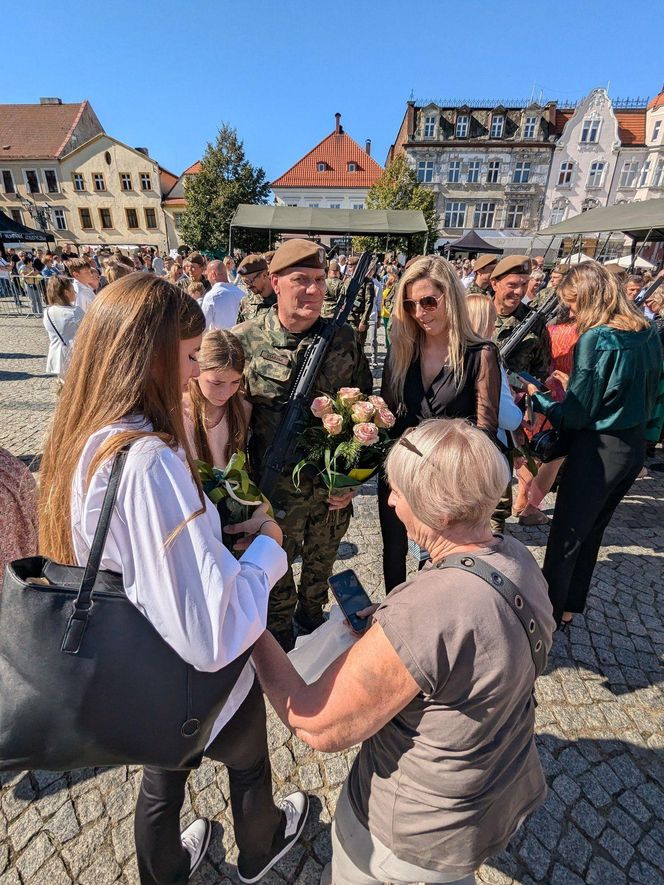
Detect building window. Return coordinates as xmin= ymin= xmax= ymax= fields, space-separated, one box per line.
xmin=513 ymin=161 xmax=531 ymax=183
xmin=423 ymin=115 xmax=436 ymax=138
xmin=455 ymin=115 xmax=469 ymax=138
xmin=53 ymin=209 xmax=67 ymax=230
xmin=505 ymin=203 xmax=526 ymax=228
xmin=73 ymin=173 xmax=85 ymax=191
xmin=347 ymin=162 xmax=357 ymax=172
xmin=120 ymin=173 xmax=133 ymax=191
xmin=557 ymin=161 xmax=574 ymax=186
xmin=550 ymin=206 xmax=566 ymax=225
xmin=140 ymin=173 xmax=152 ymax=190
xmin=317 ymin=162 xmax=327 ymax=172
xmin=581 ymin=198 xmax=599 ymax=212
xmin=523 ymin=115 xmax=537 ymax=139
xmin=444 ymin=201 xmax=466 ymax=228
xmin=329 ymin=202 xmax=341 ymax=208
xmin=174 ymin=212 xmax=184 ymax=229
xmin=466 ymin=160 xmax=481 ymax=183
xmin=44 ymin=169 xmax=59 ymax=193
xmin=653 ymin=159 xmax=664 ymax=187
xmin=25 ymin=170 xmax=40 ymax=193
xmin=145 ymin=208 xmax=157 ymax=229
xmin=619 ymin=161 xmax=639 ymax=188
xmin=126 ymin=208 xmax=139 ymax=229
xmin=653 ymin=121 xmax=662 ymax=142
xmin=1 ymin=170 xmax=14 ymax=193
xmin=10 ymin=209 xmax=22 ymax=224
xmin=448 ymin=160 xmax=461 ymax=183
xmin=474 ymin=201 xmax=496 ymax=228
xmin=93 ymin=173 xmax=106 ymax=191
xmin=308 ymin=203 xmax=320 ymax=208
xmin=587 ymin=161 xmax=606 ymax=188
xmin=99 ymin=208 xmax=113 ymax=229
xmin=486 ymin=160 xmax=500 ymax=183
xmin=638 ymin=161 xmax=651 ymax=187
xmin=79 ymin=208 xmax=93 ymax=229
xmin=417 ymin=160 xmax=434 ymax=183
xmin=581 ymin=118 xmax=600 ymax=143
xmin=490 ymin=115 xmax=504 ymax=138
xmin=352 ymin=203 xmax=364 ymax=210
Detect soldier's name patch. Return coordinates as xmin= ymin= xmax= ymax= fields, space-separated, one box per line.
xmin=260 ymin=350 xmax=290 ymax=367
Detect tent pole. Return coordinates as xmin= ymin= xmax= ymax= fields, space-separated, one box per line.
xmin=628 ymin=236 xmax=637 ymax=272
xmin=541 ymin=235 xmax=555 ymax=265
xmin=632 ymin=228 xmax=653 ymax=269
xmin=228 ymin=225 xmax=233 ymax=256
xmin=595 ymin=231 xmax=614 ymax=262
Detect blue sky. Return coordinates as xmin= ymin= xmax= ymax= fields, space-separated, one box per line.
xmin=3 ymin=0 xmax=663 ymax=181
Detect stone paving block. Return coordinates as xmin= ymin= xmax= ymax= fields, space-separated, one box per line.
xmin=549 ymin=863 xmax=585 ymax=885
xmin=599 ymin=826 xmax=635 ymax=868
xmin=298 ymin=762 xmax=323 ymax=791
xmin=551 ymin=772 xmax=580 ymax=804
xmin=558 ymin=824 xmax=592 ymax=874
xmin=517 ymin=834 xmax=550 ymax=880
xmin=578 ymin=771 xmax=611 ymax=808
xmin=0 ymin=844 xmax=7 ymax=877
xmin=569 ymin=798 xmax=605 ymax=839
xmin=1 ymin=774 xmax=35 ymax=821
xmin=635 ymin=781 xmax=664 ymax=816
xmin=15 ymin=833 xmax=55 ymax=880
xmin=111 ymin=815 xmax=135 ymax=866
xmin=628 ymin=857 xmax=664 ymax=885
xmin=105 ymin=781 xmax=135 ymax=824
xmin=77 ymin=848 xmax=122 ymax=884
xmin=607 ymin=805 xmax=643 ymax=844
xmin=525 ymin=805 xmax=561 ymax=851
xmin=75 ymin=787 xmax=105 ymax=825
xmin=558 ymin=746 xmax=589 ymax=776
xmin=61 ymin=817 xmax=110 ymax=879
xmin=44 ymin=800 xmax=79 ymax=844
xmin=28 ymin=855 xmax=72 ymax=885
xmin=586 ymin=855 xmax=627 ymax=884
xmin=271 ymin=746 xmax=296 ymax=781
xmin=638 ymin=833 xmax=664 ymax=869
xmin=193 ymin=784 xmax=226 ymax=820
xmin=0 ymin=869 xmax=22 ymax=885
xmin=294 ymin=857 xmax=322 ymax=884
xmin=8 ymin=805 xmax=43 ymax=852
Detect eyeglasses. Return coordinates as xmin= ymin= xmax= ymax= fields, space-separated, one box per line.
xmin=402 ymin=293 xmax=444 ymax=315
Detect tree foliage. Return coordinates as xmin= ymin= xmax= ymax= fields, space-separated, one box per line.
xmin=353 ymin=154 xmax=439 ymax=254
xmin=179 ymin=123 xmax=271 ymax=254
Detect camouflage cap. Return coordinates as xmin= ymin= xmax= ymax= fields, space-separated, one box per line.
xmin=490 ymin=255 xmax=532 ymax=280
xmin=269 ymin=239 xmax=326 ymax=275
xmin=238 ymin=254 xmax=268 ymax=276
xmin=474 ymin=253 xmax=499 ymax=273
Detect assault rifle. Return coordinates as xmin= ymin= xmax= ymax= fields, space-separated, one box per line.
xmin=635 ymin=273 xmax=664 ymax=306
xmin=258 ymin=252 xmax=373 ymax=498
xmin=498 ymin=291 xmax=560 ymax=362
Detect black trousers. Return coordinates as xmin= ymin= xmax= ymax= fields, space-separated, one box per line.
xmin=134 ymin=679 xmax=283 ymax=885
xmin=543 ymin=427 xmax=645 ymax=625
xmin=378 ymin=474 xmax=409 ymax=593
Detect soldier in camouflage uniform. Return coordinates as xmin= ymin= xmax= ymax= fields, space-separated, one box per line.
xmin=236 ymin=254 xmax=277 ymax=324
xmin=529 ymin=264 xmax=569 ymax=312
xmin=344 ymin=255 xmax=376 ymax=347
xmin=466 ymin=253 xmax=498 ymax=295
xmin=233 ymin=239 xmax=372 ymax=650
xmin=322 ymin=258 xmax=344 ymax=319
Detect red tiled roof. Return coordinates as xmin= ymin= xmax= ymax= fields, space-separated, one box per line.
xmin=0 ymin=101 xmax=91 ymax=159
xmin=271 ymin=130 xmax=382 ymax=188
xmin=648 ymin=90 xmax=664 ymax=110
xmin=554 ymin=110 xmax=574 ymax=135
xmin=163 ymin=197 xmax=186 ymax=206
xmin=615 ymin=111 xmax=646 ymax=145
xmin=183 ymin=161 xmax=201 ymax=175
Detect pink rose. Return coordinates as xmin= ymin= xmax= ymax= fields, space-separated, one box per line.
xmin=374 ymin=407 xmax=396 ymax=429
xmin=353 ymin=422 xmax=380 ymax=446
xmin=369 ymin=395 xmax=388 ymax=410
xmin=351 ymin=401 xmax=375 ymax=423
xmin=322 ymin=413 xmax=344 ymax=436
xmin=311 ymin=395 xmax=334 ymax=418
xmin=338 ymin=387 xmax=362 ymax=406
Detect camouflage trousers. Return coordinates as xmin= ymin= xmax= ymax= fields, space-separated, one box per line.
xmin=268 ymin=473 xmax=352 ymax=632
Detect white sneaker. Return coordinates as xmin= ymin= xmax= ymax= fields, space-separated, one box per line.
xmin=181 ymin=817 xmax=212 ymax=879
xmin=237 ymin=791 xmax=310 ymax=883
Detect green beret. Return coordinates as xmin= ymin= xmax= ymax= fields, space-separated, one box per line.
xmin=238 ymin=254 xmax=268 ymax=276
xmin=269 ymin=239 xmax=326 ymax=275
xmin=474 ymin=254 xmax=499 ymax=273
xmin=491 ymin=255 xmax=532 ymax=280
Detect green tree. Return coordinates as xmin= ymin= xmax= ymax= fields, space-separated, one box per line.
xmin=353 ymin=154 xmax=439 ymax=254
xmin=180 ymin=123 xmax=271 ymax=254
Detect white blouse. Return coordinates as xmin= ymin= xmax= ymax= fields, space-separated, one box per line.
xmin=43 ymin=304 xmax=84 ymax=378
xmin=71 ymin=419 xmax=287 ymax=743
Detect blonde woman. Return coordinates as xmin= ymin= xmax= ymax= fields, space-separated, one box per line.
xmin=378 ymin=257 xmax=501 ymax=590
xmin=527 ymin=262 xmax=662 ymax=627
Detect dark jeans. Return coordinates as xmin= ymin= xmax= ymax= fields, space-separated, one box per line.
xmin=543 ymin=427 xmax=645 ymax=625
xmin=134 ymin=679 xmax=283 ymax=884
xmin=378 ymin=474 xmax=409 ymax=592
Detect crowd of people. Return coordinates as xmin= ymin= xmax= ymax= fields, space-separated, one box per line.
xmin=1 ymin=235 xmax=663 ymax=884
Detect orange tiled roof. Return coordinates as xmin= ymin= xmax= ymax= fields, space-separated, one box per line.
xmin=183 ymin=161 xmax=202 ymax=175
xmin=648 ymin=90 xmax=664 ymax=111
xmin=554 ymin=110 xmax=574 ymax=135
xmin=0 ymin=101 xmax=90 ymax=159
xmin=615 ymin=111 xmax=646 ymax=145
xmin=271 ymin=130 xmax=382 ymax=188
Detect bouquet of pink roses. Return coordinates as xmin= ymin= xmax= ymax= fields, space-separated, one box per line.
xmin=292 ymin=387 xmax=396 ymax=496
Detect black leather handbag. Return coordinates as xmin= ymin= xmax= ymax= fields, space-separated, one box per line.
xmin=0 ymin=448 xmax=253 ymax=772
xmin=529 ymin=427 xmax=570 ymax=463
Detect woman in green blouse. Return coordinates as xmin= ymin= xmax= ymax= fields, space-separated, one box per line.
xmin=526 ymin=262 xmax=661 ymax=627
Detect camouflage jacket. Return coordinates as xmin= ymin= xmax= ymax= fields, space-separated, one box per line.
xmin=322 ymin=278 xmax=344 ymax=319
xmin=236 ymin=288 xmax=277 ymax=324
xmin=348 ymin=278 xmax=376 ymax=329
xmin=232 ymin=307 xmax=373 ymax=471
xmin=466 ymin=282 xmax=491 ymax=296
xmin=492 ymin=302 xmax=552 ymax=380
xmin=529 ymin=285 xmax=556 ymax=312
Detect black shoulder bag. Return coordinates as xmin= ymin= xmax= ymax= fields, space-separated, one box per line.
xmin=0 ymin=447 xmax=253 ymax=772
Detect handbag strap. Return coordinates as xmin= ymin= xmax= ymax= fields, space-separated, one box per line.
xmin=61 ymin=445 xmax=130 ymax=654
xmin=435 ymin=553 xmax=546 ymax=677
xmin=45 ymin=308 xmax=67 ymax=346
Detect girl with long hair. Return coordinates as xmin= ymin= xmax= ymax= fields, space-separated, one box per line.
xmin=43 ymin=275 xmax=84 ymax=380
xmin=379 ymin=256 xmax=501 ymax=591
xmin=527 ymin=262 xmax=661 ymax=627
xmin=183 ymin=329 xmax=251 ymax=468
xmin=39 ymin=274 xmax=308 ymax=884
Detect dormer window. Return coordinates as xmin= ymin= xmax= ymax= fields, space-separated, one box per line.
xmin=490 ymin=115 xmax=505 ymax=138
xmin=347 ymin=162 xmax=358 ymax=172
xmin=317 ymin=162 xmax=327 ymax=172
xmin=455 ymin=115 xmax=469 ymax=138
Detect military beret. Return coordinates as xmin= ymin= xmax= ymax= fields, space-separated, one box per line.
xmin=264 ymin=250 xmax=276 ymax=265
xmin=238 ymin=254 xmax=268 ymax=276
xmin=490 ymin=255 xmax=532 ymax=280
xmin=551 ymin=264 xmax=571 ymax=275
xmin=269 ymin=239 xmax=326 ymax=275
xmin=474 ymin=254 xmax=499 ymax=273
xmin=604 ymin=263 xmax=626 ymax=277
xmin=328 ymin=258 xmax=339 ymax=271
xmin=188 ymin=252 xmax=206 ymax=267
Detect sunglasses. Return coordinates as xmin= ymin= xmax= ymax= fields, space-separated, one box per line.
xmin=402 ymin=293 xmax=443 ymax=315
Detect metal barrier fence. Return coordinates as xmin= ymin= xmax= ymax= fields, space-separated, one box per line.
xmin=0 ymin=275 xmax=47 ymax=317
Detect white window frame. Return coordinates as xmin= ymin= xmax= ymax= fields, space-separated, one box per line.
xmin=447 ymin=160 xmax=461 ymax=183
xmin=466 ymin=160 xmax=481 ymax=183
xmin=329 ymin=202 xmax=341 ymax=209
xmin=93 ymin=173 xmax=106 ymax=191
xmin=43 ymin=168 xmax=59 ymax=194
xmin=505 ymin=203 xmax=526 ymax=228
xmin=474 ymin=201 xmax=496 ymax=228
xmin=444 ymin=201 xmax=466 ymax=228
xmin=523 ymin=116 xmax=537 ymax=139
xmin=619 ymin=160 xmax=639 ymax=188
xmin=317 ymin=162 xmax=326 ymax=172
xmin=513 ymin=161 xmax=531 ymax=184
xmin=580 ymin=118 xmax=601 ymax=143
xmin=486 ymin=160 xmax=500 ymax=183
xmin=140 ymin=172 xmax=152 ymax=191
xmin=653 ymin=120 xmax=662 ymax=142
xmin=347 ymin=162 xmax=357 ymax=172
xmin=1 ymin=169 xmax=15 ymax=194
xmin=72 ymin=172 xmax=85 ymax=191
xmin=558 ymin=161 xmax=574 ymax=186
xmin=352 ymin=203 xmax=364 ymax=210
xmin=455 ymin=115 xmax=469 ymax=138
xmin=423 ymin=115 xmax=436 ymax=138
xmin=308 ymin=202 xmax=320 ymax=208
xmin=417 ymin=160 xmax=434 ymax=183
xmin=24 ymin=169 xmax=41 ymax=194
xmin=174 ymin=212 xmax=184 ymax=230
xmin=490 ymin=115 xmax=505 ymax=138
xmin=53 ymin=208 xmax=67 ymax=230
xmin=653 ymin=159 xmax=664 ymax=188
xmin=120 ymin=173 xmax=133 ymax=191
xmin=550 ymin=206 xmax=566 ymax=225
xmin=638 ymin=161 xmax=651 ymax=188
xmin=587 ymin=161 xmax=606 ymax=189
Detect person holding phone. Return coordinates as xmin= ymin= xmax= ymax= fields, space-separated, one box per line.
xmin=38 ymin=274 xmax=308 ymax=885
xmin=252 ymin=419 xmax=555 ymax=885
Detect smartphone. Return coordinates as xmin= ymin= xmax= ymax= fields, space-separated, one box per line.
xmin=327 ymin=570 xmax=373 ymax=635
xmin=516 ymin=371 xmax=549 ymax=393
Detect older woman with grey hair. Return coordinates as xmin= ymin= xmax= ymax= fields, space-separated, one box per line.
xmin=252 ymin=418 xmax=556 ymax=885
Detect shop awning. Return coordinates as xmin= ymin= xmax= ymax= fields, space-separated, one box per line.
xmin=538 ymin=198 xmax=664 ymax=242
xmin=0 ymin=210 xmax=51 ymax=244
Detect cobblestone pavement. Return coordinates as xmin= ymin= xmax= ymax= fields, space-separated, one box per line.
xmin=1 ymin=316 xmax=664 ymax=884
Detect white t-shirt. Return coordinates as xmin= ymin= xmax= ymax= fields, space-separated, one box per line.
xmin=73 ymin=280 xmax=96 ymax=312
xmin=71 ymin=419 xmax=287 ymax=743
xmin=43 ymin=304 xmax=84 ymax=378
xmin=201 ymin=282 xmax=245 ymax=330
